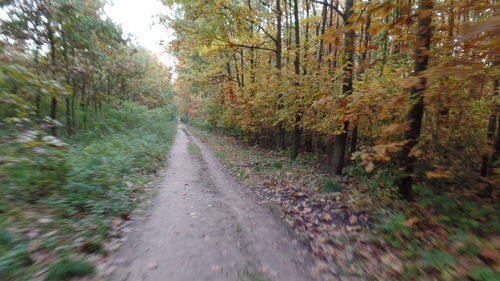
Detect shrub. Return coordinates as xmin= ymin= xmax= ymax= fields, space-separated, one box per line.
xmin=45 ymin=259 xmax=95 ymax=281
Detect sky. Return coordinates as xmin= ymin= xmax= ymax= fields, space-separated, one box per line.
xmin=104 ymin=0 xmax=176 ymax=69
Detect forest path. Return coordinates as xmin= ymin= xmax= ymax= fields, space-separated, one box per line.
xmin=111 ymin=124 xmax=314 ymax=281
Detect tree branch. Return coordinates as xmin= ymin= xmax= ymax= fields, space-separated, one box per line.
xmin=219 ymin=40 xmax=276 ymax=52
xmin=247 ymin=18 xmax=277 ymax=43
xmin=311 ymin=0 xmax=344 ymax=19
xmin=257 ymin=0 xmax=277 ymax=13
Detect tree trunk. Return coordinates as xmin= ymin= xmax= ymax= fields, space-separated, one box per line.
xmin=47 ymin=18 xmax=57 ymax=136
xmin=481 ymin=78 xmax=499 ymax=178
xmin=276 ymin=0 xmax=286 ymax=150
xmin=71 ymin=78 xmax=77 ymax=132
xmin=318 ymin=0 xmax=328 ymax=64
xmin=331 ymin=0 xmax=355 ymax=174
xmin=350 ymin=2 xmax=372 ymax=155
xmin=398 ymin=0 xmax=434 ymax=201
xmin=290 ymin=0 xmax=302 ymax=160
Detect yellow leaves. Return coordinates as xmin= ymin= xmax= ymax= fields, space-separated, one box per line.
xmin=356 ymin=141 xmax=406 ymax=173
xmin=368 ymin=23 xmax=386 ymax=37
xmin=409 ymin=149 xmax=423 ymax=158
xmin=425 ymin=167 xmax=451 ymax=179
xmin=365 ymin=162 xmax=375 ymax=173
xmin=402 ymin=217 xmax=419 ymax=227
xmin=172 ymin=0 xmax=497 ymax=198
xmin=367 ymin=1 xmax=395 ymax=19
xmin=400 ymin=76 xmax=421 ymax=89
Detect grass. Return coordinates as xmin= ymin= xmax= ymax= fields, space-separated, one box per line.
xmin=187 ymin=141 xmax=201 ymax=154
xmin=239 ymin=264 xmax=269 ymax=281
xmin=0 ymin=102 xmax=177 ymax=280
xmin=320 ymin=178 xmax=342 ymax=192
xmin=45 ymin=259 xmax=95 ymax=281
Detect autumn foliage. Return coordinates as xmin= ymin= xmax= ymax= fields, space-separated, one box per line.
xmin=167 ymin=0 xmax=499 ymax=197
xmin=168 ymin=1 xmax=499 ymax=279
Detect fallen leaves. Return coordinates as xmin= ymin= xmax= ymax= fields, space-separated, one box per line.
xmin=322 ymin=213 xmax=332 ymax=221
xmin=402 ymin=216 xmax=419 ymax=227
xmin=197 ymin=129 xmax=500 ymax=281
xmin=290 ymin=192 xmax=308 ymax=199
xmin=197 ymin=131 xmax=389 ymax=280
xmin=478 ymin=249 xmax=500 ymax=267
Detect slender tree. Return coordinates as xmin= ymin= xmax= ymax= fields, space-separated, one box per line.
xmin=398 ymin=0 xmax=434 ymax=200
xmin=331 ymin=0 xmax=354 ymax=174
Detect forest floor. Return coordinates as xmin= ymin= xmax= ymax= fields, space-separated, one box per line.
xmin=186 ymin=125 xmax=500 ymax=281
xmin=108 ymin=124 xmax=314 ymax=281
xmin=99 ymin=122 xmax=499 ymax=281
xmin=188 ymin=127 xmax=384 ymax=281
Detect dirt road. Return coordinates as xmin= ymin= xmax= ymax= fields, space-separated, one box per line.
xmin=111 ymin=124 xmax=314 ymax=281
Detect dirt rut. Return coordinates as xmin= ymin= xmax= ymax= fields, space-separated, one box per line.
xmin=111 ymin=124 xmax=314 ymax=281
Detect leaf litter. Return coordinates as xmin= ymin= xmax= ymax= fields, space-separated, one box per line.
xmin=194 ymin=130 xmax=428 ymax=281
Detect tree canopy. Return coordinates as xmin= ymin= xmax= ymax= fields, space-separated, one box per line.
xmin=166 ymin=0 xmax=499 ymax=198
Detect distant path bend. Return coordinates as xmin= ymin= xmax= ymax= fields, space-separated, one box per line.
xmin=111 ymin=124 xmax=314 ymax=281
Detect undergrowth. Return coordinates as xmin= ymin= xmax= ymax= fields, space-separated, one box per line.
xmin=0 ymin=102 xmax=176 ymax=280
xmin=344 ymin=162 xmax=500 ymax=280
xmin=192 ymin=123 xmax=500 ymax=281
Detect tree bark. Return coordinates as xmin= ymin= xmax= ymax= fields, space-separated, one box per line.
xmin=331 ymin=0 xmax=355 ymax=174
xmin=290 ymin=0 xmax=302 ymax=159
xmin=481 ymin=78 xmax=499 ymax=178
xmin=47 ymin=17 xmax=57 ymax=136
xmin=276 ymin=0 xmax=286 ymax=150
xmin=398 ymin=0 xmax=434 ymax=201
xmin=318 ymin=0 xmax=328 ymax=64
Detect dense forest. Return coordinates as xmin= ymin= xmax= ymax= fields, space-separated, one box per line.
xmin=169 ymin=0 xmax=499 ymax=199
xmin=0 ymin=0 xmax=176 ymax=280
xmin=167 ymin=0 xmax=499 ymax=280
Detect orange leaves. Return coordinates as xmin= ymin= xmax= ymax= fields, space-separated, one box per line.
xmin=368 ymin=23 xmax=386 ymax=37
xmin=459 ymin=14 xmax=500 ymax=42
xmin=402 ymin=217 xmax=419 ymax=227
xmin=381 ymin=122 xmax=410 ymax=136
xmin=357 ymin=141 xmax=405 ymax=172
xmin=366 ymin=1 xmax=395 ymax=19
xmin=425 ymin=166 xmax=451 ymax=179
xmin=173 ymin=0 xmax=498 ymax=194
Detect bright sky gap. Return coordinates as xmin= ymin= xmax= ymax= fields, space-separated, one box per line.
xmin=104 ymin=0 xmax=176 ymax=70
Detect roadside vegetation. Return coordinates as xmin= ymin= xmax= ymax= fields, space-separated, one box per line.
xmin=192 ymin=125 xmax=499 ymax=281
xmin=1 ymin=103 xmax=176 ymax=280
xmin=0 ymin=1 xmax=176 ymax=280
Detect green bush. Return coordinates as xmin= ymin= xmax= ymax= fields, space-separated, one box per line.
xmin=0 ymin=102 xmax=177 ymax=280
xmin=0 ymin=230 xmax=31 ymax=280
xmin=469 ymin=267 xmax=500 ymax=281
xmin=321 ymin=178 xmax=342 ymax=192
xmin=45 ymin=259 xmax=94 ymax=281
xmin=272 ymin=161 xmax=283 ymax=169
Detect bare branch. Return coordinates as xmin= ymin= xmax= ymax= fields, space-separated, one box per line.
xmin=220 ymin=40 xmax=276 ymax=52
xmin=257 ymin=0 xmax=277 ymax=13
xmin=311 ymin=0 xmax=344 ymax=19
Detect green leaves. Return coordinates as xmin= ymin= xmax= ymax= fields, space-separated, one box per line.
xmin=0 ymin=230 xmax=31 ymax=279
xmin=0 ymin=102 xmax=177 ymax=280
xmin=470 ymin=266 xmax=500 ymax=281
xmin=419 ymin=249 xmax=456 ymax=270
xmin=45 ymin=259 xmax=95 ymax=281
